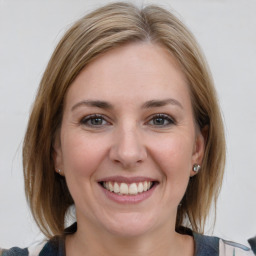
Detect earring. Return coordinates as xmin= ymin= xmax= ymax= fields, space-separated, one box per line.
xmin=57 ymin=169 xmax=61 ymax=174
xmin=193 ymin=164 xmax=201 ymax=173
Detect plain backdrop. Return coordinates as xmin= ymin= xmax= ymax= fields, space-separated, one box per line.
xmin=0 ymin=0 xmax=255 ymax=249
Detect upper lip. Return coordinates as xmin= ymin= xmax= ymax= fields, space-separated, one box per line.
xmin=97 ymin=176 xmax=158 ymax=184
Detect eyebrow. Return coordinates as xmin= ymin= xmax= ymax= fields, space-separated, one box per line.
xmin=71 ymin=100 xmax=113 ymax=111
xmin=71 ymin=98 xmax=183 ymax=111
xmin=142 ymin=98 xmax=183 ymax=109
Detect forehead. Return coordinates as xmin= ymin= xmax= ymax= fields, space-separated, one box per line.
xmin=65 ymin=42 xmax=191 ymax=109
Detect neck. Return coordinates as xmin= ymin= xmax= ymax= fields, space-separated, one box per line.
xmin=65 ymin=222 xmax=194 ymax=256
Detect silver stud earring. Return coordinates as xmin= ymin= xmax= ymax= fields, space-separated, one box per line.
xmin=57 ymin=169 xmax=61 ymax=174
xmin=193 ymin=164 xmax=201 ymax=173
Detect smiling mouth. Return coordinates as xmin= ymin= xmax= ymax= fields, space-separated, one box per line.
xmin=99 ymin=181 xmax=157 ymax=196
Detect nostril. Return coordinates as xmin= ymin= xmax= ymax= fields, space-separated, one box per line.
xmin=109 ymin=137 xmax=147 ymax=168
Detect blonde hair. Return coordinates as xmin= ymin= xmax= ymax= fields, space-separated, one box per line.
xmin=23 ymin=2 xmax=225 ymax=238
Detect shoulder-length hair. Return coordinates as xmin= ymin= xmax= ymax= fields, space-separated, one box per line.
xmin=23 ymin=2 xmax=225 ymax=238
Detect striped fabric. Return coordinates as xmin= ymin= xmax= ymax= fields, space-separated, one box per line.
xmin=219 ymin=239 xmax=254 ymax=256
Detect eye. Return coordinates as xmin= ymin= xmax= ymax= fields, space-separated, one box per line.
xmin=147 ymin=114 xmax=175 ymax=127
xmin=80 ymin=114 xmax=109 ymax=127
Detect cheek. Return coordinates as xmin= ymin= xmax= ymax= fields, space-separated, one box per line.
xmin=61 ymin=131 xmax=105 ymax=178
xmin=60 ymin=131 xmax=109 ymax=208
xmin=151 ymin=134 xmax=194 ymax=179
xmin=148 ymin=134 xmax=195 ymax=208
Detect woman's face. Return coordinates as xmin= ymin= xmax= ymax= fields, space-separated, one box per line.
xmin=54 ymin=42 xmax=205 ymax=237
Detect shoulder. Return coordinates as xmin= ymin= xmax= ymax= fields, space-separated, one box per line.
xmin=193 ymin=232 xmax=254 ymax=256
xmin=0 ymin=247 xmax=29 ymax=256
xmin=193 ymin=232 xmax=219 ymax=256
xmin=0 ymin=236 xmax=65 ymax=256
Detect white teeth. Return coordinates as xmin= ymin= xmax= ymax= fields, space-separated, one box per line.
xmin=114 ymin=182 xmax=119 ymax=193
xmin=102 ymin=181 xmax=153 ymax=195
xmin=138 ymin=182 xmax=144 ymax=193
xmin=129 ymin=183 xmax=138 ymax=195
xmin=109 ymin=182 xmax=114 ymax=192
xmin=143 ymin=181 xmax=148 ymax=192
xmin=120 ymin=183 xmax=128 ymax=195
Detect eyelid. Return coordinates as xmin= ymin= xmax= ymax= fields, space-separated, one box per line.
xmin=146 ymin=113 xmax=176 ymax=126
xmin=79 ymin=113 xmax=176 ymax=128
xmin=80 ymin=114 xmax=111 ymax=127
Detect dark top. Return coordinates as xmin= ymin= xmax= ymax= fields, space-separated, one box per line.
xmin=1 ymin=223 xmax=253 ymax=256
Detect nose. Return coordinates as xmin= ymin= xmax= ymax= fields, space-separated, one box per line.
xmin=109 ymin=125 xmax=147 ymax=169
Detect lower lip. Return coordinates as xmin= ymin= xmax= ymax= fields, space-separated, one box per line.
xmin=100 ymin=184 xmax=157 ymax=204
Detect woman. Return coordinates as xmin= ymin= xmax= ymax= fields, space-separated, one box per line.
xmin=1 ymin=2 xmax=253 ymax=256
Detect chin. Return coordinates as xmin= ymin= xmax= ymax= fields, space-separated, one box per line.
xmin=102 ymin=212 xmax=157 ymax=238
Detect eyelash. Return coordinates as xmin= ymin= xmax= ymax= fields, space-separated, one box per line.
xmin=80 ymin=114 xmax=110 ymax=128
xmin=80 ymin=113 xmax=175 ymax=128
xmin=147 ymin=114 xmax=176 ymax=127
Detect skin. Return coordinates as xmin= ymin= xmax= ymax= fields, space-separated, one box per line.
xmin=54 ymin=42 xmax=205 ymax=256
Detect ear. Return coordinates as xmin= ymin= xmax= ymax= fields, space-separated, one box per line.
xmin=52 ymin=132 xmax=64 ymax=176
xmin=190 ymin=125 xmax=208 ymax=177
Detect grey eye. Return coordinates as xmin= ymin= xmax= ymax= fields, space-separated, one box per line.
xmin=152 ymin=117 xmax=169 ymax=125
xmin=90 ymin=117 xmax=104 ymax=125
xmin=81 ymin=115 xmax=108 ymax=127
xmin=148 ymin=114 xmax=175 ymax=126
